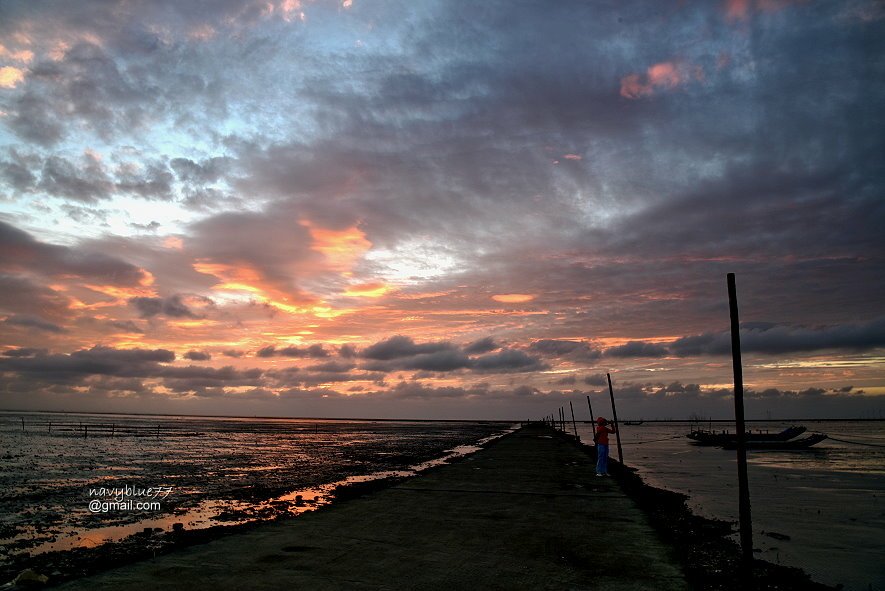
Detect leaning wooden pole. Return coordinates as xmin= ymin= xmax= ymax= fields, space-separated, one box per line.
xmin=569 ymin=401 xmax=578 ymax=438
xmin=586 ymin=395 xmax=596 ymax=443
xmin=606 ymin=373 xmax=624 ymax=464
xmin=728 ymin=272 xmax=753 ymax=569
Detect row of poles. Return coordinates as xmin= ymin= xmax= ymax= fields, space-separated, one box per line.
xmin=538 ymin=273 xmax=753 ymax=574
xmin=17 ymin=418 xmax=164 ymax=438
xmin=540 ymin=372 xmax=624 ymax=465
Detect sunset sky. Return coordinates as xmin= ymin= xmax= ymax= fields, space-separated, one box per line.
xmin=1 ymin=0 xmax=883 ymax=420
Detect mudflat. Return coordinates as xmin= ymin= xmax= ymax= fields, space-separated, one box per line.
xmin=55 ymin=425 xmax=687 ymax=590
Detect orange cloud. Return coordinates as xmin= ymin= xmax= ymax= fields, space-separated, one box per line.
xmin=491 ymin=294 xmax=536 ymax=303
xmin=343 ymin=282 xmax=392 ymax=298
xmin=724 ymin=0 xmax=804 ymax=22
xmin=0 ymin=66 xmax=25 ymax=89
xmin=304 ymin=222 xmax=372 ymax=273
xmin=620 ymin=61 xmax=698 ymax=99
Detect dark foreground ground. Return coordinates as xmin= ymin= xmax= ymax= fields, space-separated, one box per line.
xmin=10 ymin=425 xmax=834 ymax=590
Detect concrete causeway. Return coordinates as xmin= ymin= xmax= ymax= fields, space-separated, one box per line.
xmin=56 ymin=425 xmax=687 ymax=590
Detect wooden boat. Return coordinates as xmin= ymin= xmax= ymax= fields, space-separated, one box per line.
xmin=687 ymin=425 xmax=807 ymax=446
xmin=721 ymin=433 xmax=828 ymax=450
xmin=623 ymin=420 xmax=644 ymax=426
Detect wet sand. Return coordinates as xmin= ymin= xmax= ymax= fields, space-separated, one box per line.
xmin=52 ymin=425 xmax=687 ymax=590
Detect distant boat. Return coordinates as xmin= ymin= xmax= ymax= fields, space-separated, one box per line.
xmin=687 ymin=425 xmax=807 ymax=446
xmin=721 ymin=433 xmax=828 ymax=451
xmin=623 ymin=420 xmax=644 ymax=426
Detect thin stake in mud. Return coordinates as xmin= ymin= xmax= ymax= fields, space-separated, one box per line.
xmin=586 ymin=395 xmax=596 ymax=443
xmin=21 ymin=416 xmax=24 ymax=431
xmin=569 ymin=401 xmax=578 ymax=438
xmin=606 ymin=373 xmax=624 ymax=464
xmin=727 ymin=272 xmax=753 ymax=569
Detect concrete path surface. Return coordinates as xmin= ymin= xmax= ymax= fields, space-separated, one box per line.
xmin=55 ymin=425 xmax=687 ymax=590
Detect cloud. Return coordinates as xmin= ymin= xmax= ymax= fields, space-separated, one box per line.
xmin=463 ymin=336 xmax=499 ymax=354
xmin=305 ymin=360 xmax=355 ymax=373
xmin=0 ymin=220 xmax=148 ymax=286
xmin=256 ymin=344 xmax=330 ymax=358
xmin=605 ymin=340 xmax=669 ymax=358
xmin=0 ymin=274 xmax=70 ymax=319
xmin=670 ymin=318 xmax=885 ymax=356
xmin=360 ymin=335 xmax=455 ymax=360
xmin=528 ymin=339 xmax=602 ymax=361
xmin=3 ymin=314 xmax=66 ymax=333
xmin=130 ymin=295 xmax=204 ymax=319
xmin=184 ymin=350 xmax=211 ymax=361
xmin=620 ymin=61 xmax=698 ymax=99
xmin=470 ymin=349 xmax=546 ymax=373
xmin=0 ymin=66 xmax=25 ymax=88
xmin=2 ymin=347 xmax=48 ymax=358
xmin=0 ymin=345 xmax=175 ymax=384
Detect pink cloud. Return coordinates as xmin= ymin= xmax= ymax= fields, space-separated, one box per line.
xmin=620 ymin=61 xmax=699 ymax=100
xmin=724 ymin=0 xmax=804 ymax=22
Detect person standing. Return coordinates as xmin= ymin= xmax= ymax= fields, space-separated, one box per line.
xmin=595 ymin=417 xmax=617 ymax=476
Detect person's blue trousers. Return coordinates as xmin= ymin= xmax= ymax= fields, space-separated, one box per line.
xmin=596 ymin=443 xmax=609 ymax=475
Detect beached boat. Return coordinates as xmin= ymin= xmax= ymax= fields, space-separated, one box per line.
xmin=721 ymin=433 xmax=828 ymax=450
xmin=687 ymin=425 xmax=807 ymax=446
xmin=623 ymin=420 xmax=644 ymax=426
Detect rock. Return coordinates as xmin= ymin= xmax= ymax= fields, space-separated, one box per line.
xmin=12 ymin=568 xmax=49 ymax=587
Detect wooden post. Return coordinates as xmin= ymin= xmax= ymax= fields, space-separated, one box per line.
xmin=48 ymin=420 xmax=51 ymax=434
xmin=560 ymin=407 xmax=565 ymax=431
xmin=569 ymin=401 xmax=578 ymax=438
xmin=21 ymin=417 xmax=24 ymax=431
xmin=111 ymin=424 xmax=115 ymax=437
xmin=606 ymin=373 xmax=624 ymax=465
xmin=727 ymin=272 xmax=753 ymax=569
xmin=84 ymin=424 xmax=88 ymax=438
xmin=586 ymin=395 xmax=596 ymax=443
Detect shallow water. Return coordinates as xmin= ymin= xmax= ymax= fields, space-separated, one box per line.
xmin=0 ymin=411 xmax=510 ymax=568
xmin=575 ymin=420 xmax=885 ymax=591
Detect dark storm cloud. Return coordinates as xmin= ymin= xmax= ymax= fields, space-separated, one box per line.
xmin=670 ymin=318 xmax=885 ymax=356
xmin=355 ymin=337 xmax=544 ymax=374
xmin=470 ymin=349 xmax=546 ymax=373
xmin=338 ymin=344 xmax=357 ymax=359
xmin=3 ymin=314 xmax=66 ymax=333
xmin=0 ymin=221 xmax=147 ymax=285
xmin=0 ymin=345 xmax=175 ymax=383
xmin=184 ymin=350 xmax=211 ymax=361
xmin=256 ymin=344 xmax=330 ymax=358
xmin=129 ymin=295 xmax=201 ymax=319
xmin=528 ymin=339 xmax=602 ymax=361
xmin=360 ymin=336 xmax=455 ymax=360
xmin=221 ymin=349 xmax=244 ymax=358
xmin=463 ymin=337 xmax=499 ymax=355
xmin=305 ymin=361 xmax=356 ymax=373
xmin=362 ymin=350 xmax=472 ymax=373
xmin=605 ymin=341 xmax=669 ymax=358
xmin=583 ymin=374 xmax=607 ymax=386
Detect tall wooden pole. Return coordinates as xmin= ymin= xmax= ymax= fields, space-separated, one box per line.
xmin=728 ymin=273 xmax=753 ymax=568
xmin=606 ymin=373 xmax=623 ymax=464
xmin=586 ymin=395 xmax=596 ymax=443
xmin=569 ymin=401 xmax=578 ymax=438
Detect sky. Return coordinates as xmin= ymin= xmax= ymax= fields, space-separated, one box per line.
xmin=0 ymin=0 xmax=883 ymax=420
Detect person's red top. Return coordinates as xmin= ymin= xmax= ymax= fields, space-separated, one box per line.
xmin=595 ymin=425 xmax=615 ymax=445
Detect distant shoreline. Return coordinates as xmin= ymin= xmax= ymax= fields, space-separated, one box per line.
xmin=1 ymin=408 xmax=883 ymax=422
